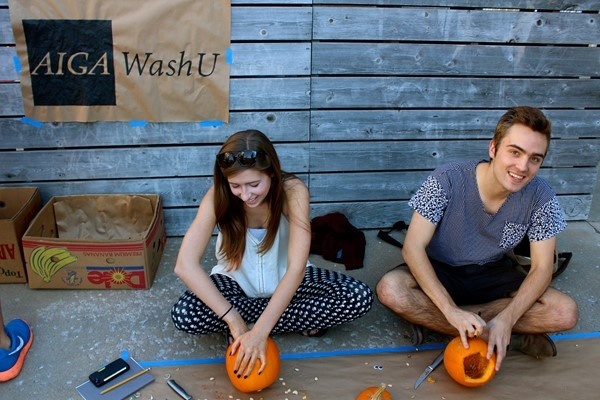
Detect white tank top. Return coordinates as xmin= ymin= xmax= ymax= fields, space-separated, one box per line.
xmin=211 ymin=216 xmax=307 ymax=297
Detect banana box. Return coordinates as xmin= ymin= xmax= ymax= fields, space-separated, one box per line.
xmin=0 ymin=187 xmax=42 ymax=283
xmin=22 ymin=194 xmax=166 ymax=289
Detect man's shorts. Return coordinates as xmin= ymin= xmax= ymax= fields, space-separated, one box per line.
xmin=430 ymin=256 xmax=526 ymax=306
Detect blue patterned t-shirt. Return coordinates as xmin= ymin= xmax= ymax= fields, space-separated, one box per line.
xmin=408 ymin=160 xmax=566 ymax=266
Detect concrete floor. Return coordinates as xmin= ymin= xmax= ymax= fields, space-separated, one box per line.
xmin=1 ymin=222 xmax=599 ymax=399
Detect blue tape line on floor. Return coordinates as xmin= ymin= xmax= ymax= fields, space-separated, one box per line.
xmin=141 ymin=357 xmax=224 ymax=368
xmin=550 ymin=331 xmax=600 ymax=341
xmin=281 ymin=343 xmax=446 ymax=361
xmin=139 ymin=331 xmax=600 ymax=368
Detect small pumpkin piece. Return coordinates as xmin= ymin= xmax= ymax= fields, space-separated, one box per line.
xmin=356 ymin=383 xmax=392 ymax=400
xmin=443 ymin=336 xmax=496 ymax=387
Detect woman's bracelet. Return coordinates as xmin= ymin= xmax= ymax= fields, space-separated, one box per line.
xmin=219 ymin=304 xmax=234 ymax=320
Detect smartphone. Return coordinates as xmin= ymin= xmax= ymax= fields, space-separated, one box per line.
xmin=89 ymin=358 xmax=130 ymax=387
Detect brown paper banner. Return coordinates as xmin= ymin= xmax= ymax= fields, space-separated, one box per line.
xmin=9 ymin=0 xmax=230 ymax=122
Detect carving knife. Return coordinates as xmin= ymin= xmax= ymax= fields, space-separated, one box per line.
xmin=414 ymin=350 xmax=445 ymax=389
xmin=167 ymin=379 xmax=192 ymax=400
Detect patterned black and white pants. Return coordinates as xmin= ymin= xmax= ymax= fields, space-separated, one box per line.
xmin=171 ymin=265 xmax=373 ymax=335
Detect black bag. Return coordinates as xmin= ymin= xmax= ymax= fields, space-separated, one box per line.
xmin=377 ymin=220 xmax=408 ymax=249
xmin=508 ymin=236 xmax=572 ymax=280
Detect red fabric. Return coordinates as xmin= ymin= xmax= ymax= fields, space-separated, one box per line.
xmin=310 ymin=212 xmax=366 ymax=270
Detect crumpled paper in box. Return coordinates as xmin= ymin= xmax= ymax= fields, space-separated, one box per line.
xmin=53 ymin=195 xmax=154 ymax=240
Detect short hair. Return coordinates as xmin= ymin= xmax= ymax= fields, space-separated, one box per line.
xmin=492 ymin=106 xmax=552 ymax=155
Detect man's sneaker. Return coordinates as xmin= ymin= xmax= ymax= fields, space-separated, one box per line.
xmin=0 ymin=319 xmax=33 ymax=382
xmin=508 ymin=333 xmax=557 ymax=359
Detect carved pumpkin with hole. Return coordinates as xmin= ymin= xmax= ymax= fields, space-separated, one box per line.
xmin=355 ymin=383 xmax=392 ymax=400
xmin=443 ymin=336 xmax=496 ymax=387
xmin=225 ymin=336 xmax=281 ymax=393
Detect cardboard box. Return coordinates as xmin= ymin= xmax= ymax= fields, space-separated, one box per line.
xmin=0 ymin=187 xmax=42 ymax=283
xmin=22 ymin=194 xmax=166 ymax=289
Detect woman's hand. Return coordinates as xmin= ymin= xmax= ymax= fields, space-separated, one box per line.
xmin=228 ymin=330 xmax=270 ymax=378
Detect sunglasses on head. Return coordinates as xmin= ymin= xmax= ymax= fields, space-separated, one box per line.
xmin=216 ymin=149 xmax=264 ymax=169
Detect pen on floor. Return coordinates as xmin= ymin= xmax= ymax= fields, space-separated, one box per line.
xmin=100 ymin=368 xmax=151 ymax=395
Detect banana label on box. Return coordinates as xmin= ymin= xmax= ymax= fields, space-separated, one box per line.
xmin=29 ymin=246 xmax=78 ymax=283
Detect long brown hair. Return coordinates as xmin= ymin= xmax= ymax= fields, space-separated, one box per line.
xmin=213 ymin=130 xmax=289 ymax=269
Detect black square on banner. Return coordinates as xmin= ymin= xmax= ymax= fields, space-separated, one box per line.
xmin=22 ymin=19 xmax=116 ymax=106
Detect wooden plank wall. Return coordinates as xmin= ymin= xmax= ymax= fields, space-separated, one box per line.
xmin=1 ymin=0 xmax=599 ymax=236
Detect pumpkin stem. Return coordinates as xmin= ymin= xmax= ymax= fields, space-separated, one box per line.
xmin=369 ymin=383 xmax=387 ymax=400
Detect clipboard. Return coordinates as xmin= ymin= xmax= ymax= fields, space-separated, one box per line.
xmin=76 ymin=357 xmax=154 ymax=400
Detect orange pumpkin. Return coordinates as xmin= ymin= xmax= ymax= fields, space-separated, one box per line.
xmin=225 ymin=336 xmax=281 ymax=393
xmin=355 ymin=383 xmax=392 ymax=400
xmin=443 ymin=336 xmax=496 ymax=387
